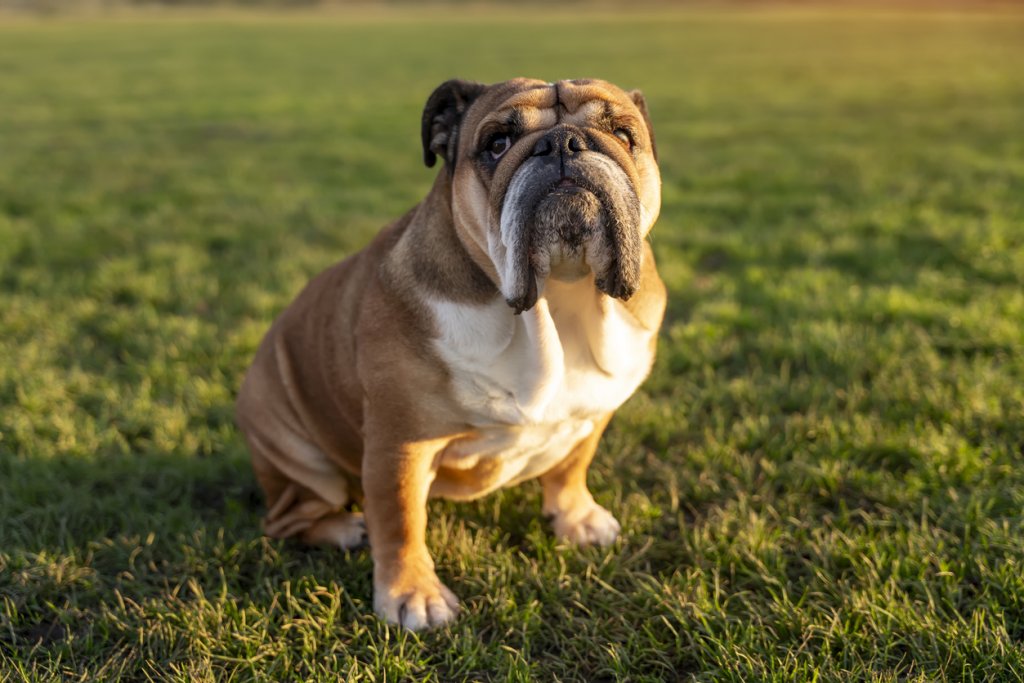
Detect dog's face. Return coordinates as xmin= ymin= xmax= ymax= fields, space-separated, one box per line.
xmin=422 ymin=78 xmax=661 ymax=313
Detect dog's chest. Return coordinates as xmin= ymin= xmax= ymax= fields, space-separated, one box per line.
xmin=426 ymin=280 xmax=655 ymax=493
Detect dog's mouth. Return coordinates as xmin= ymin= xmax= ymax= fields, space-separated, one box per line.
xmin=495 ymin=154 xmax=642 ymax=314
xmin=531 ymin=182 xmax=605 ymax=281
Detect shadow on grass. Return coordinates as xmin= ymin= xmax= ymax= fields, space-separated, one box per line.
xmin=0 ymin=447 xmax=258 ymax=548
xmin=0 ymin=440 xmax=578 ymax=653
xmin=2 ymin=448 xmax=417 ymax=671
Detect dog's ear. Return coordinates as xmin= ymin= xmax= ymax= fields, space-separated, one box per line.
xmin=628 ymin=89 xmax=657 ymax=162
xmin=421 ymin=79 xmax=487 ymax=171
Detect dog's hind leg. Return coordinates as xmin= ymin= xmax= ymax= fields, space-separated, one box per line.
xmin=244 ymin=429 xmax=366 ymax=549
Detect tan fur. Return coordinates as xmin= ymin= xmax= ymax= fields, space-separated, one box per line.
xmin=236 ymin=78 xmax=666 ymax=630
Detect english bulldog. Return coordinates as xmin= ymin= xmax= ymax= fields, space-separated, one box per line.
xmin=236 ymin=77 xmax=666 ymax=630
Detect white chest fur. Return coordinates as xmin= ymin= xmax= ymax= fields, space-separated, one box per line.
xmin=426 ymin=277 xmax=656 ymax=492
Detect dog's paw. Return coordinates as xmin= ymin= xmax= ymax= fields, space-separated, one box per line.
xmin=374 ymin=565 xmax=460 ymax=630
xmin=301 ymin=512 xmax=368 ymax=550
xmin=550 ymin=501 xmax=621 ymax=547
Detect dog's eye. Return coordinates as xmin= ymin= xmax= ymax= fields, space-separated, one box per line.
xmin=487 ymin=134 xmax=512 ymax=160
xmin=613 ymin=128 xmax=634 ymax=149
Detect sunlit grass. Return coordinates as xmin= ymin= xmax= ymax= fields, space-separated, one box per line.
xmin=1 ymin=8 xmax=1023 ymax=681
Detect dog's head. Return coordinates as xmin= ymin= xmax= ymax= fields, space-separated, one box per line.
xmin=421 ymin=78 xmax=661 ymax=313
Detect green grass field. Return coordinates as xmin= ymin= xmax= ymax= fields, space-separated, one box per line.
xmin=2 ymin=7 xmax=1024 ymax=681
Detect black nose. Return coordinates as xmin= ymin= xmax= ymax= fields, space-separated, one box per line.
xmin=532 ymin=128 xmax=588 ymax=157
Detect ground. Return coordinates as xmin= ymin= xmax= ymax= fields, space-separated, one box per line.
xmin=1 ymin=6 xmax=1023 ymax=681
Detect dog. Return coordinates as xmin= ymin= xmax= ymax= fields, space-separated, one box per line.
xmin=236 ymin=78 xmax=665 ymax=630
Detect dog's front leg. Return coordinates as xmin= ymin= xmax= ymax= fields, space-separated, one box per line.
xmin=541 ymin=413 xmax=621 ymax=547
xmin=363 ymin=436 xmax=459 ymax=630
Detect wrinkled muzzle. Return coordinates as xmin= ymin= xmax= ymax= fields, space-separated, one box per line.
xmin=494 ymin=152 xmax=643 ymax=314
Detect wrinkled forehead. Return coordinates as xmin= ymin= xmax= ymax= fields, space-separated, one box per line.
xmin=463 ymin=78 xmax=638 ymax=137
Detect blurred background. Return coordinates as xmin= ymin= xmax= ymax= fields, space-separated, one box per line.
xmin=2 ymin=1 xmax=1023 ymax=680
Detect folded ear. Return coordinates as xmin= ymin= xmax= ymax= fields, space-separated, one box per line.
xmin=421 ymin=79 xmax=487 ymax=171
xmin=628 ymin=89 xmax=657 ymax=161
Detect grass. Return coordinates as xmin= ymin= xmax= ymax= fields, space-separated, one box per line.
xmin=1 ymin=6 xmax=1023 ymax=681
